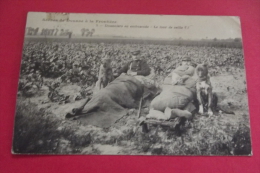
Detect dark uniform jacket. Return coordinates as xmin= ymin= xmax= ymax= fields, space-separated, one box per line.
xmin=118 ymin=60 xmax=151 ymax=76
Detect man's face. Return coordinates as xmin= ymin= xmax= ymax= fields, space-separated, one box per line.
xmin=132 ymin=56 xmax=138 ymax=61
xmin=182 ymin=60 xmax=190 ymax=66
xmin=133 ymin=55 xmax=142 ymax=63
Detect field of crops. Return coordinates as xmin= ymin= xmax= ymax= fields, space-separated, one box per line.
xmin=13 ymin=40 xmax=251 ymax=155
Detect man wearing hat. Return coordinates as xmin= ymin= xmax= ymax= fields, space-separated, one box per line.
xmin=116 ymin=50 xmax=162 ymax=94
xmin=171 ymin=56 xmax=195 ymax=85
xmin=117 ymin=50 xmax=151 ymax=76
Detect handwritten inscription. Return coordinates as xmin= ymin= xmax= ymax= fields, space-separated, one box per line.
xmin=81 ymin=28 xmax=95 ymax=37
xmin=25 ymin=27 xmax=96 ymax=37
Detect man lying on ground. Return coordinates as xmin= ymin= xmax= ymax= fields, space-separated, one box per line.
xmin=171 ymin=56 xmax=195 ymax=85
xmin=147 ymin=56 xmax=198 ymax=121
xmin=116 ymin=50 xmax=160 ymax=97
xmin=117 ymin=50 xmax=151 ymax=77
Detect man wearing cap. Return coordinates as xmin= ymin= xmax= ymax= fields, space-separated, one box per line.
xmin=171 ymin=56 xmax=195 ymax=85
xmin=146 ymin=56 xmax=198 ymax=135
xmin=176 ymin=56 xmax=195 ymax=75
xmin=116 ymin=50 xmax=161 ymax=95
xmin=117 ymin=50 xmax=151 ymax=76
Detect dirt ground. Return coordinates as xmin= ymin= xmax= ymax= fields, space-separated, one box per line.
xmin=20 ymin=68 xmax=250 ymax=155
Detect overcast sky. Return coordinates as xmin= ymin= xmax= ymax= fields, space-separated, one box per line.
xmin=26 ymin=12 xmax=242 ymax=40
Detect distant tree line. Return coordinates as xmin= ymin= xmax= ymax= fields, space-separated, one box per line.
xmin=24 ymin=37 xmax=242 ymax=48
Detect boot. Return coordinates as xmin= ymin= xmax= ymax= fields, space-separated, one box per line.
xmin=164 ymin=107 xmax=176 ymax=119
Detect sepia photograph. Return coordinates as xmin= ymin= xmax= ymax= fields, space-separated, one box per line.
xmin=12 ymin=12 xmax=251 ymax=155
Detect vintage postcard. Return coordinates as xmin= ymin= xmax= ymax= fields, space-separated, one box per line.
xmin=12 ymin=12 xmax=251 ymax=155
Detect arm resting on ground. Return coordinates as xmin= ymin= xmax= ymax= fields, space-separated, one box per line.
xmin=117 ymin=62 xmax=130 ymax=75
xmin=136 ymin=61 xmax=151 ymax=76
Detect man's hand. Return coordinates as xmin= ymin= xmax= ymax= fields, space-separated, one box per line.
xmin=177 ymin=77 xmax=184 ymax=84
xmin=177 ymin=75 xmax=189 ymax=84
xmin=130 ymin=71 xmax=138 ymax=76
xmin=127 ymin=70 xmax=137 ymax=76
xmin=113 ymin=72 xmax=120 ymax=78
